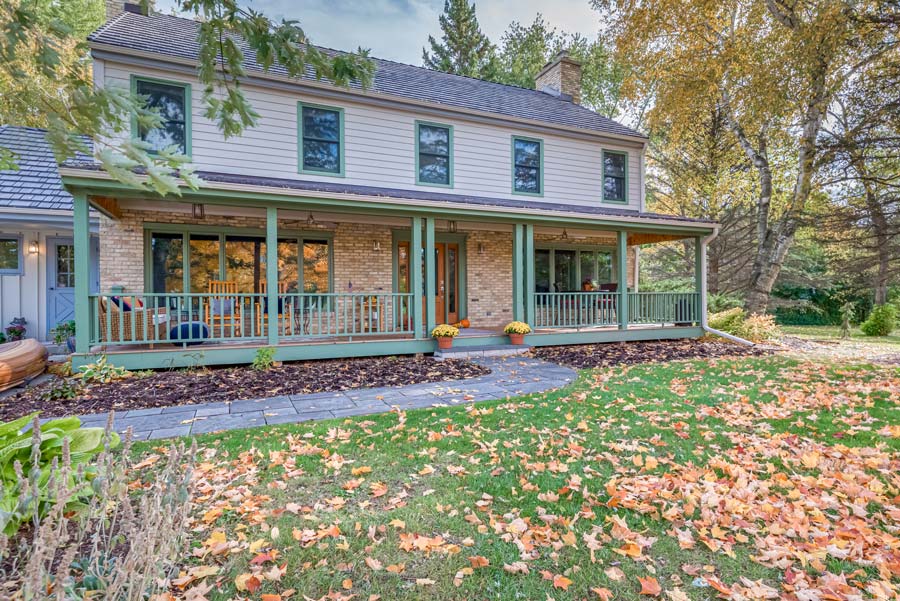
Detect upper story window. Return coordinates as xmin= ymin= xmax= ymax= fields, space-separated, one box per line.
xmin=603 ymin=150 xmax=628 ymax=203
xmin=299 ymin=103 xmax=344 ymax=176
xmin=132 ymin=77 xmax=191 ymax=156
xmin=416 ymin=122 xmax=453 ymax=187
xmin=512 ymin=136 xmax=543 ymax=196
xmin=0 ymin=235 xmax=22 ymax=275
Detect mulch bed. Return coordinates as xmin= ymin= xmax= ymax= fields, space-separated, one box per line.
xmin=532 ymin=338 xmax=772 ymax=369
xmin=0 ymin=357 xmax=489 ymax=421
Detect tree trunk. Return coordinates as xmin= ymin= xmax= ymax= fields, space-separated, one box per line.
xmin=744 ymin=223 xmax=797 ymax=314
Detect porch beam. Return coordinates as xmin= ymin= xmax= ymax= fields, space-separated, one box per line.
xmin=617 ymin=230 xmax=628 ymax=330
xmin=524 ymin=224 xmax=535 ymax=326
xmin=410 ymin=217 xmax=424 ymax=339
xmin=73 ymin=191 xmax=91 ymax=353
xmin=512 ymin=224 xmax=524 ymax=321
xmin=424 ymin=217 xmax=436 ymax=332
xmin=266 ymin=207 xmax=279 ymax=345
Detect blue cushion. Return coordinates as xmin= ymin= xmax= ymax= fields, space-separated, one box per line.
xmin=210 ymin=298 xmax=234 ymax=316
xmin=169 ymin=321 xmax=209 ymax=346
xmin=110 ymin=296 xmax=132 ymax=311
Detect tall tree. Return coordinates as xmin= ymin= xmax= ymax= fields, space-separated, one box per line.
xmin=422 ymin=0 xmax=497 ymax=79
xmin=494 ymin=15 xmax=566 ymax=88
xmin=0 ymin=0 xmax=374 ymax=193
xmin=597 ymin=0 xmax=898 ymax=313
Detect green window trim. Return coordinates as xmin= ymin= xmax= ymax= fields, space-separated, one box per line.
xmin=414 ymin=120 xmax=454 ymax=188
xmin=298 ymin=102 xmax=345 ymax=177
xmin=511 ymin=135 xmax=544 ymax=197
xmin=130 ymin=75 xmax=192 ymax=158
xmin=0 ymin=233 xmax=23 ymax=275
xmin=602 ymin=149 xmax=628 ymax=204
xmin=142 ymin=223 xmax=334 ymax=294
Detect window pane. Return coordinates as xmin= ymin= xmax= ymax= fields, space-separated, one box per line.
xmin=56 ymin=244 xmax=75 ymax=288
xmin=418 ymin=154 xmax=450 ymax=185
xmin=580 ymin=251 xmax=596 ymax=290
xmin=302 ymin=240 xmax=329 ymax=293
xmin=302 ymin=107 xmax=340 ymax=141
xmin=398 ymin=243 xmax=409 ymax=293
xmin=535 ymin=249 xmax=551 ymax=293
xmin=189 ymin=234 xmax=220 ymax=292
xmin=136 ymin=79 xmax=187 ymax=154
xmin=604 ymin=175 xmax=626 ymax=201
xmin=554 ymin=250 xmax=577 ymax=292
xmin=150 ymin=233 xmax=183 ymax=293
xmin=447 ymin=246 xmax=457 ymax=313
xmin=278 ymin=240 xmax=300 ymax=293
xmin=598 ymin=252 xmax=613 ymax=283
xmin=418 ymin=125 xmax=449 ymax=155
xmin=0 ymin=239 xmax=18 ymax=271
xmin=604 ymin=153 xmax=626 ymax=178
xmin=515 ymin=166 xmax=540 ymax=193
xmin=302 ymin=140 xmax=340 ymax=173
xmin=224 ymin=236 xmax=265 ymax=293
xmin=514 ymin=139 xmax=540 ymax=167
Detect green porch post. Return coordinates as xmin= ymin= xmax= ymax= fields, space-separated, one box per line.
xmin=73 ymin=191 xmax=91 ymax=353
xmin=512 ymin=224 xmax=524 ymax=321
xmin=694 ymin=236 xmax=705 ymax=325
xmin=617 ymin=230 xmax=629 ymax=330
xmin=266 ymin=207 xmax=279 ymax=345
xmin=424 ymin=217 xmax=436 ymax=332
xmin=410 ymin=217 xmax=424 ymax=338
xmin=524 ymin=224 xmax=535 ymax=326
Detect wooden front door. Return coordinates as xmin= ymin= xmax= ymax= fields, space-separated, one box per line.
xmin=399 ymin=241 xmax=460 ymax=325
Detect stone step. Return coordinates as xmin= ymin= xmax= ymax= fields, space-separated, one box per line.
xmin=434 ymin=344 xmax=531 ymax=361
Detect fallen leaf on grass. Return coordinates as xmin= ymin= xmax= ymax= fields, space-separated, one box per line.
xmin=639 ymin=576 xmax=661 ymax=596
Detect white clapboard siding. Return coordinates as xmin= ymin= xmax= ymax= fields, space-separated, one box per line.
xmin=102 ymin=60 xmax=644 ymax=211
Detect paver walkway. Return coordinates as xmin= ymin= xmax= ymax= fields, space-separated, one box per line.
xmin=77 ymin=356 xmax=577 ymax=440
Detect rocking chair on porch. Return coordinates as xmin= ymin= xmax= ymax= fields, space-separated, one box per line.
xmin=255 ymin=280 xmax=290 ymax=337
xmin=205 ymin=280 xmax=243 ymax=337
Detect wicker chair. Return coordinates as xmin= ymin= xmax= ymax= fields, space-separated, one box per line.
xmin=98 ymin=296 xmax=169 ymax=345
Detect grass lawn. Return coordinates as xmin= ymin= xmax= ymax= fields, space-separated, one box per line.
xmin=133 ymin=355 xmax=900 ymax=600
xmin=781 ymin=324 xmax=900 ymax=347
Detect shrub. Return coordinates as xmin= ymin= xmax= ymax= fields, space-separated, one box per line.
xmin=707 ymin=293 xmax=743 ymax=313
xmin=40 ymin=377 xmax=83 ymax=402
xmin=431 ymin=324 xmax=460 ymax=338
xmin=252 ymin=346 xmax=276 ymax=370
xmin=707 ymin=307 xmax=780 ymax=342
xmin=0 ymin=413 xmax=119 ymax=535
xmin=503 ymin=321 xmax=532 ymax=335
xmin=708 ymin=307 xmax=746 ymax=334
xmin=78 ymin=355 xmax=131 ymax=384
xmin=860 ymin=304 xmax=897 ymax=336
xmin=0 ymin=423 xmax=195 ymax=598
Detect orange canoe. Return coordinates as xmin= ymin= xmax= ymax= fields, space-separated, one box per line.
xmin=0 ymin=339 xmax=48 ymax=392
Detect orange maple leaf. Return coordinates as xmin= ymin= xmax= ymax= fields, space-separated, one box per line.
xmin=638 ymin=576 xmax=661 ymax=596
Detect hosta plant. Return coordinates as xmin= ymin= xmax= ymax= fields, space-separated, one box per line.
xmin=78 ymin=355 xmax=131 ymax=384
xmin=0 ymin=413 xmax=119 ymax=535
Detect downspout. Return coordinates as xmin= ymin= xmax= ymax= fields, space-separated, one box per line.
xmin=698 ymin=228 xmax=755 ymax=346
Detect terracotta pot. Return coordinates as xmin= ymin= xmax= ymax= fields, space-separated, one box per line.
xmin=436 ymin=336 xmax=454 ymax=350
xmin=508 ymin=333 xmax=525 ymax=345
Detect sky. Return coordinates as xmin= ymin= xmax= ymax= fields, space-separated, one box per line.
xmin=153 ymin=0 xmax=602 ymax=65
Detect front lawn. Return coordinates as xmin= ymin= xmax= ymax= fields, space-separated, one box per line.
xmin=123 ymin=354 xmax=899 ymax=600
xmin=781 ymin=324 xmax=900 ymax=347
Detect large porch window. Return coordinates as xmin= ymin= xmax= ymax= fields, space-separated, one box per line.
xmin=147 ymin=228 xmax=332 ymax=294
xmin=535 ymin=247 xmax=616 ymax=293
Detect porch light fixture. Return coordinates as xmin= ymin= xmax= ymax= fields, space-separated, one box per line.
xmin=560 ymin=229 xmax=569 ymax=240
xmin=447 ymin=220 xmax=458 ymax=233
xmin=478 ymin=242 xmax=485 ymax=255
xmin=27 ymin=240 xmax=39 ymax=255
xmin=306 ymin=212 xmax=316 ymax=227
xmin=373 ymin=240 xmax=381 ymax=252
xmin=192 ymin=203 xmax=205 ymax=219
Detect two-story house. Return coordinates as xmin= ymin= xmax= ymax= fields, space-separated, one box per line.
xmin=60 ymin=2 xmax=717 ymax=369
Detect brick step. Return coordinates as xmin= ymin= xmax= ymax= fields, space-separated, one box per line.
xmin=434 ymin=344 xmax=531 ymax=361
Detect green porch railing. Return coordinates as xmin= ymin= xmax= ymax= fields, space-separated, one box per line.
xmin=88 ymin=292 xmax=415 ymax=347
xmin=532 ymin=292 xmax=619 ymax=329
xmin=627 ymin=292 xmax=701 ymax=325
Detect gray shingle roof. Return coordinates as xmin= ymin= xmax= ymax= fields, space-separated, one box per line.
xmin=0 ymin=126 xmax=75 ymax=211
xmin=88 ymin=12 xmax=646 ymax=140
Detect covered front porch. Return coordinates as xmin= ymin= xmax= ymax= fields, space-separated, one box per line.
xmin=64 ymin=174 xmax=713 ymax=370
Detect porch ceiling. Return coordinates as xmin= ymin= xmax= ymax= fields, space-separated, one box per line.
xmin=63 ymin=168 xmax=717 ymax=237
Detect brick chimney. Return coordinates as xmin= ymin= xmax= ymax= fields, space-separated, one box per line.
xmin=535 ymin=51 xmax=582 ymax=104
xmin=106 ymin=0 xmax=147 ymax=19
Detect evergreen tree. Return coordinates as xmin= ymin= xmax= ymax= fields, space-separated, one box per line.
xmin=422 ymin=0 xmax=497 ymax=79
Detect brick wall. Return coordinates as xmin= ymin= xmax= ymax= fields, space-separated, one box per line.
xmin=465 ymin=230 xmax=513 ymax=328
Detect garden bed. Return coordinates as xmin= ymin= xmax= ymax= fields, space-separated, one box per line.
xmin=0 ymin=356 xmax=490 ymax=421
xmin=532 ymin=337 xmax=771 ymax=369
